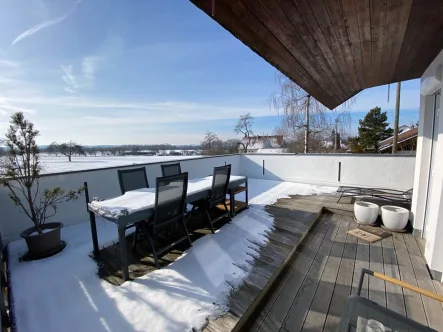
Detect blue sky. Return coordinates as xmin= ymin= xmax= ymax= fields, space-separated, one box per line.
xmin=0 ymin=0 xmax=420 ymax=145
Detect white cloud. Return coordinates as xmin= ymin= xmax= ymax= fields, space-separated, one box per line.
xmin=5 ymin=95 xmax=266 ymax=116
xmin=0 ymin=60 xmax=20 ymax=67
xmin=64 ymin=87 xmax=75 ymax=94
xmin=12 ymin=13 xmax=70 ymax=46
xmin=12 ymin=0 xmax=83 ymax=46
xmin=60 ymin=65 xmax=78 ymax=90
xmin=82 ymin=56 xmax=99 ymax=81
xmin=0 ymin=109 xmax=8 ymax=116
xmin=0 ymin=104 xmax=37 ymax=114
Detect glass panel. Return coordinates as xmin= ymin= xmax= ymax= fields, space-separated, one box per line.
xmin=424 ymin=91 xmax=441 ymax=239
xmin=211 ymin=165 xmax=231 ymax=201
xmin=162 ymin=163 xmax=181 ymax=177
xmin=119 ymin=168 xmax=148 ymax=193
xmin=154 ymin=174 xmax=187 ymax=230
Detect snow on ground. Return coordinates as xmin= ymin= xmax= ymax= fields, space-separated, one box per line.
xmin=39 ymin=155 xmax=201 ymax=174
xmin=8 ymin=179 xmax=336 ymax=332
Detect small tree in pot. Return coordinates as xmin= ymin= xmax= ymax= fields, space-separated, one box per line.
xmin=2 ymin=112 xmax=84 ymax=258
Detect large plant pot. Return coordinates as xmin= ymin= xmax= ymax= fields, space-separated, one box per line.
xmin=20 ymin=222 xmax=63 ymax=258
xmin=381 ymin=206 xmax=409 ymax=230
xmin=354 ymin=201 xmax=379 ymax=225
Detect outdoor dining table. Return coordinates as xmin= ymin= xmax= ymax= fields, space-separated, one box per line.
xmin=86 ymin=175 xmax=248 ymax=281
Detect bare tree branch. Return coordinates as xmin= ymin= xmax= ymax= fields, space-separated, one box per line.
xmin=270 ymin=72 xmax=356 ymax=153
xmin=234 ymin=113 xmax=254 ymax=153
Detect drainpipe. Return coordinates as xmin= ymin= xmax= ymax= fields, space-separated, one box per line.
xmin=392 ymin=82 xmax=401 ymax=154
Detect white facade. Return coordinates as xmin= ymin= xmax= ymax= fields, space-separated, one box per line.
xmin=411 ymin=50 xmax=443 ymax=280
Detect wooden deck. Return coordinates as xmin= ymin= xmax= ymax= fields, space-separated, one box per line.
xmin=236 ymin=196 xmax=443 ymax=332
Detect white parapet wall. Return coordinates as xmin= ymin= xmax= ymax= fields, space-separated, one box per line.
xmin=240 ymin=154 xmax=415 ymax=189
xmin=0 ymin=153 xmax=416 ymax=244
xmin=0 ymin=155 xmax=240 ymax=244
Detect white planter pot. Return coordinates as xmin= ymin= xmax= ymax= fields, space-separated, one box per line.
xmin=354 ymin=201 xmax=379 ymax=225
xmin=381 ymin=205 xmax=409 ymax=230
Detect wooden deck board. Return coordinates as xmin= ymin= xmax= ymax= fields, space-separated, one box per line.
xmin=282 ymin=214 xmax=345 ymax=332
xmin=255 ymin=214 xmax=334 ymax=332
xmin=322 ymin=216 xmax=357 ymax=332
xmin=207 ymin=195 xmax=323 ymax=332
xmin=368 ymin=234 xmax=386 ymax=308
xmin=392 ymin=233 xmax=428 ymax=326
xmin=254 ymin=212 xmax=334 ymax=322
xmin=381 ymin=236 xmax=406 ymax=316
xmin=403 ymin=234 xmax=443 ymax=330
xmin=301 ymin=215 xmax=351 ymax=331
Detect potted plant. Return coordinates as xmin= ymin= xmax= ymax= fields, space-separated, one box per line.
xmin=2 ymin=112 xmax=84 ymax=258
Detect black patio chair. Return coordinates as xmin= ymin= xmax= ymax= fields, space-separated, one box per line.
xmin=117 ymin=167 xmax=149 ymax=249
xmin=136 ymin=172 xmax=192 ymax=268
xmin=161 ymin=162 xmax=182 ymax=177
xmin=190 ymin=165 xmax=232 ymax=234
xmin=117 ymin=167 xmax=149 ymax=194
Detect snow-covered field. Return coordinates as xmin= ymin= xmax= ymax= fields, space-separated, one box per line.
xmin=8 ymin=179 xmax=336 ymax=332
xmin=39 ymin=155 xmax=201 ymax=174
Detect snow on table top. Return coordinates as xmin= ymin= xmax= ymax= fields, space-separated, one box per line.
xmin=89 ymin=175 xmax=245 ymax=218
xmin=8 ymin=179 xmax=336 ymax=332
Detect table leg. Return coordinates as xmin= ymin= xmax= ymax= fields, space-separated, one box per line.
xmin=245 ymin=177 xmax=249 ymax=207
xmin=89 ymin=211 xmax=100 ymax=257
xmin=228 ymin=188 xmax=235 ymax=218
xmin=118 ymin=227 xmax=129 ymax=281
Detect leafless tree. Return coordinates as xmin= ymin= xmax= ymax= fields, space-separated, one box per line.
xmin=58 ymin=141 xmax=81 ymax=162
xmin=234 ymin=113 xmax=255 ymax=153
xmin=47 ymin=142 xmax=59 ymax=156
xmin=224 ymin=138 xmax=241 ymax=154
xmin=201 ymin=131 xmax=223 ymax=155
xmin=270 ymin=72 xmax=354 ymax=153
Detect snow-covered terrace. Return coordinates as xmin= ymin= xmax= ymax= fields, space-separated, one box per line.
xmin=1 ymin=154 xmax=416 ymax=331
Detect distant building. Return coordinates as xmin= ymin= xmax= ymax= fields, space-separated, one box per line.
xmin=379 ymin=127 xmax=418 ymax=153
xmin=239 ymin=135 xmax=286 ymax=153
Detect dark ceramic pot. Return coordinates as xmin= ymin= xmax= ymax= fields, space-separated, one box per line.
xmin=20 ymin=222 xmax=63 ymax=256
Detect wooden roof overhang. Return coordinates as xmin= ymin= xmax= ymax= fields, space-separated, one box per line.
xmin=191 ymin=0 xmax=443 ymax=109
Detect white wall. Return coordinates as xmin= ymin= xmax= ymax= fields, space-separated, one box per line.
xmin=240 ymin=154 xmax=415 ymax=189
xmin=412 ymin=49 xmax=443 ymax=280
xmin=0 ymin=155 xmax=240 ymax=244
xmin=0 ymin=153 xmax=416 ymax=245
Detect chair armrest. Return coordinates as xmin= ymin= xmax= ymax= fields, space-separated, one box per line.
xmin=358 ymin=268 xmax=443 ymax=303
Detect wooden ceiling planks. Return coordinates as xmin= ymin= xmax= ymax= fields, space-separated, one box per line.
xmin=397 ymin=0 xmax=443 ymax=81
xmin=242 ymin=0 xmax=341 ymax=101
xmin=295 ymin=0 xmax=350 ymax=99
xmin=190 ymin=0 xmax=443 ymax=109
xmin=215 ymin=0 xmax=338 ymax=105
xmin=323 ymin=0 xmax=361 ymax=92
xmin=271 ymin=0 xmax=348 ymax=99
xmin=340 ymin=0 xmax=366 ymax=89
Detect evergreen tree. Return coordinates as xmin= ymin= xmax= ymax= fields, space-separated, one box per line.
xmin=358 ymin=107 xmax=393 ymax=152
